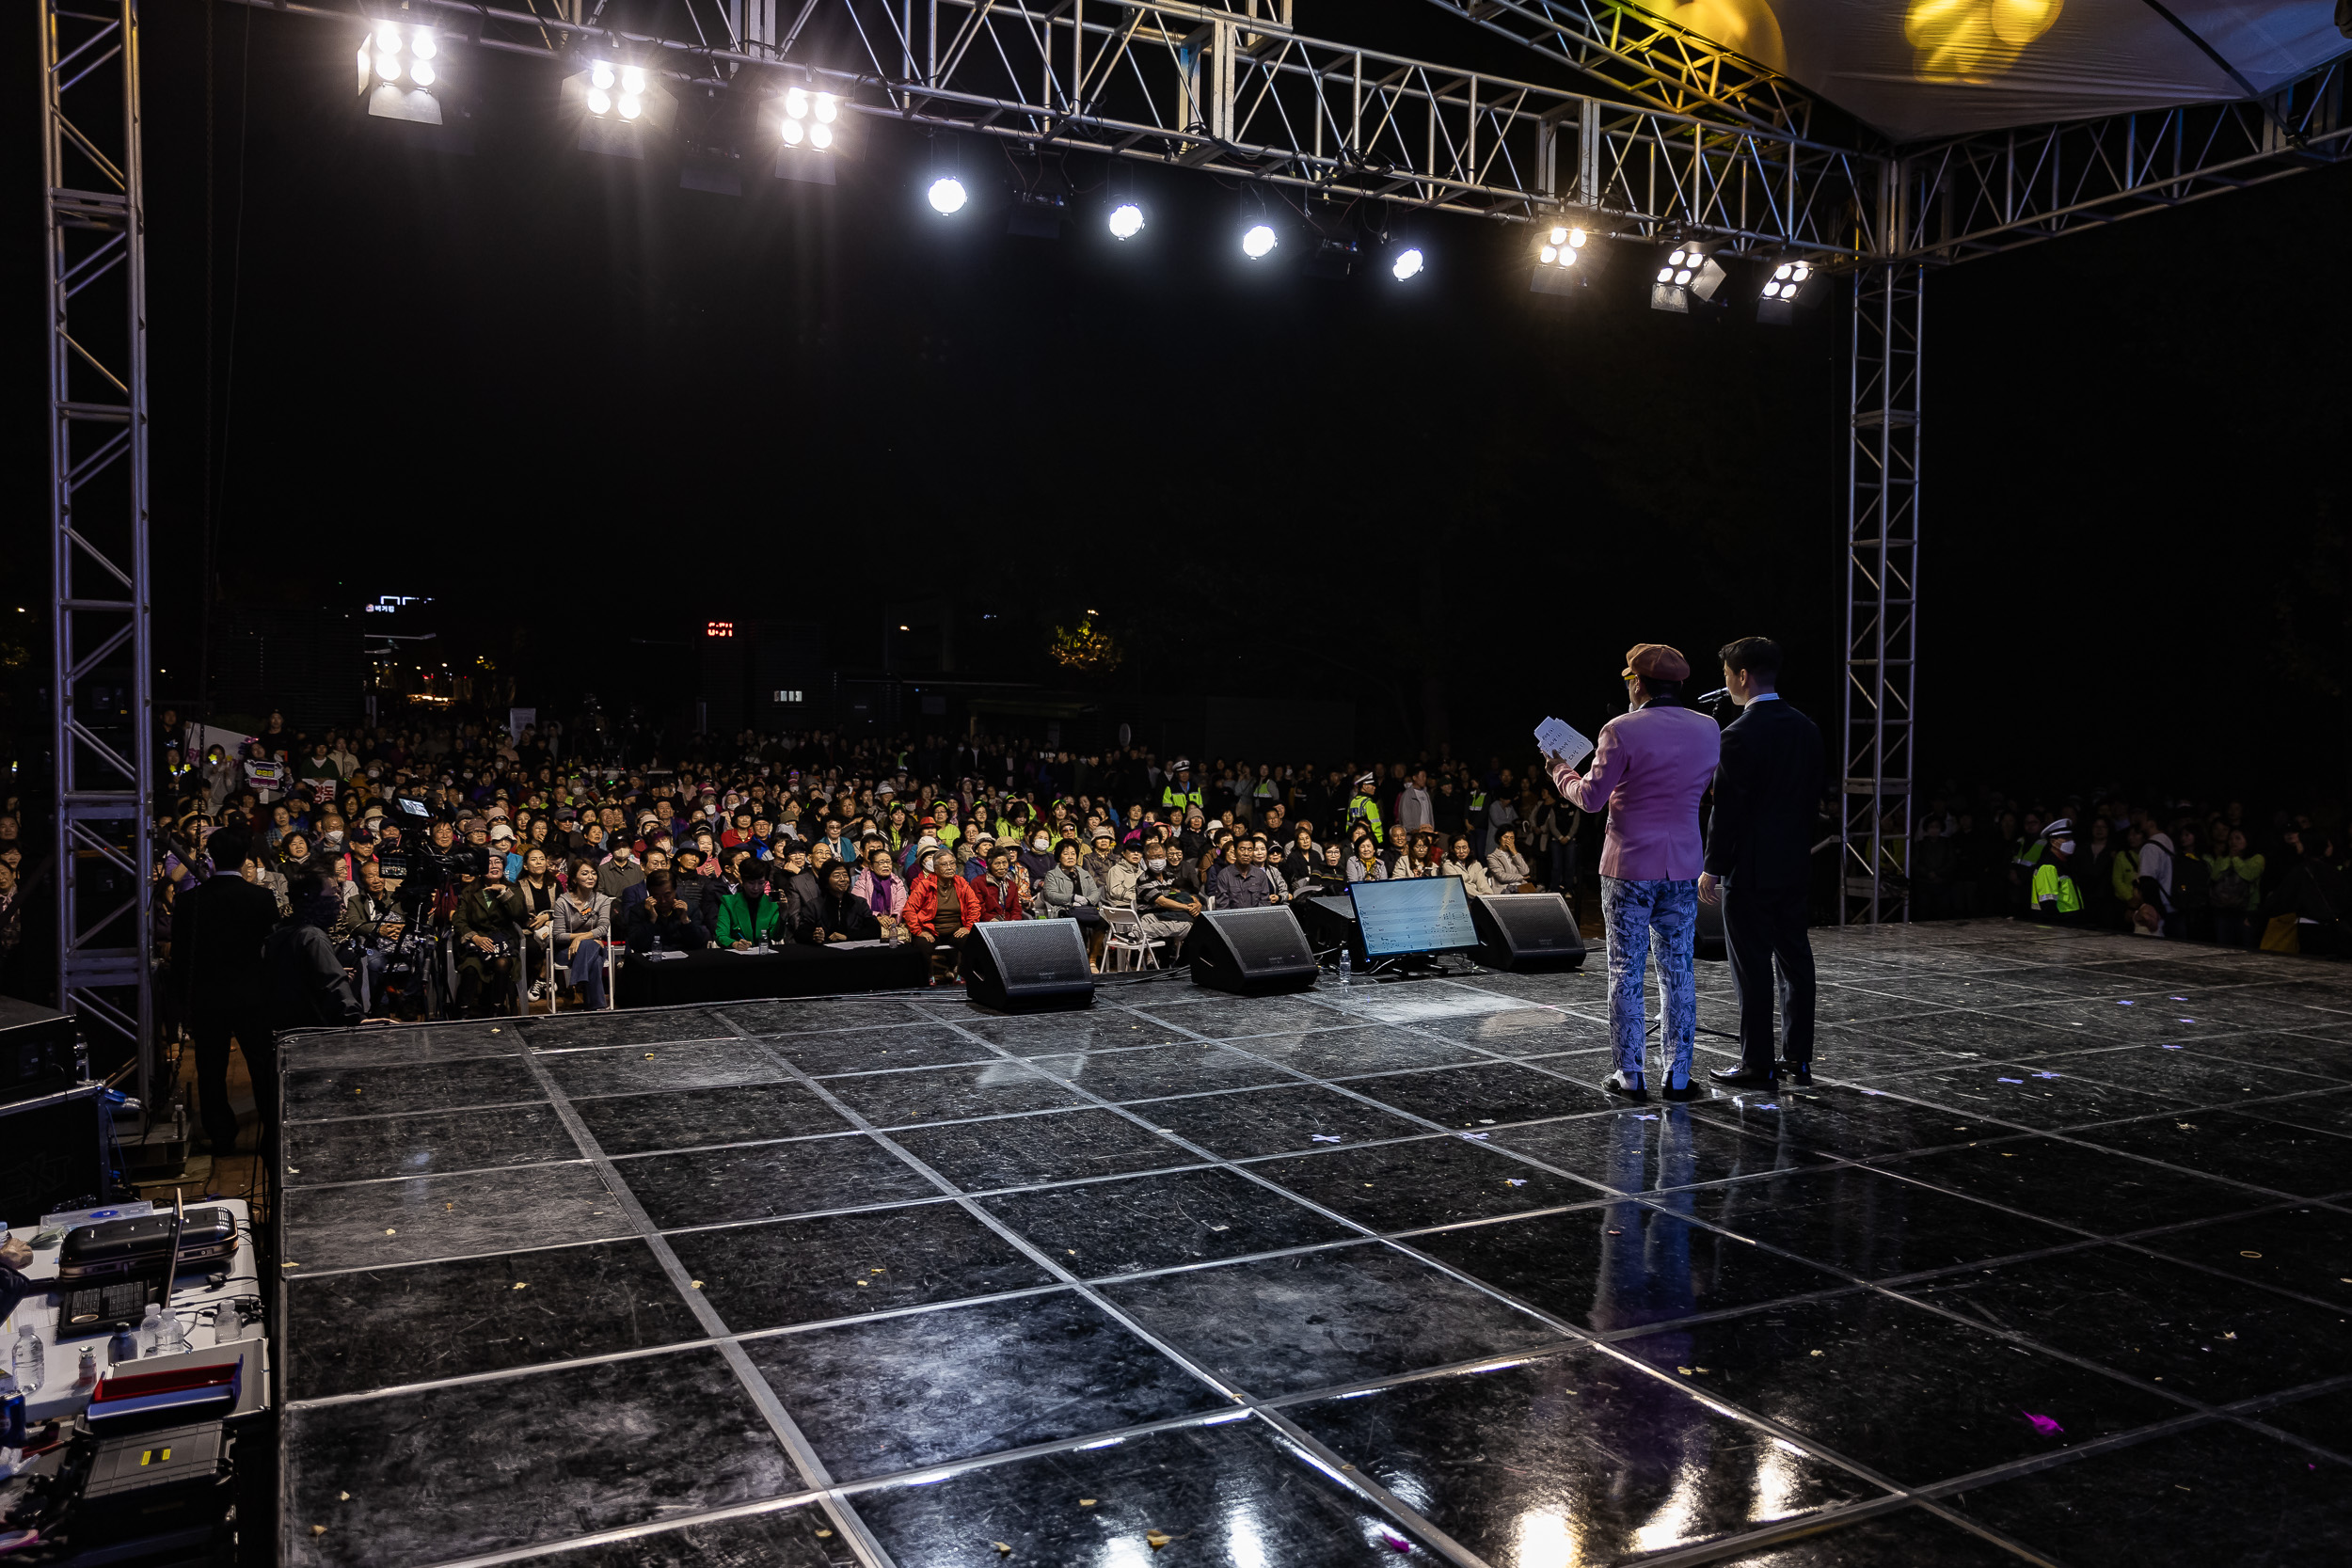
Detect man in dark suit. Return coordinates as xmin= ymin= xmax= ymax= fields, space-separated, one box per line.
xmin=1699 ymin=637 xmax=1825 ymax=1089
xmin=172 ymin=827 xmax=284 ymax=1156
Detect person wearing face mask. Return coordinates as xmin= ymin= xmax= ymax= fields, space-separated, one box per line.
xmin=1135 ymin=837 xmax=1200 ymax=955
xmin=1016 ymin=825 xmax=1057 ymax=885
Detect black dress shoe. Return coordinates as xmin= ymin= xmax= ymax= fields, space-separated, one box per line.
xmin=1778 ymin=1060 xmax=1814 ymax=1086
xmin=1603 ymin=1070 xmax=1648 ymax=1103
xmin=1708 ymin=1065 xmax=1778 ymax=1090
xmin=1659 ymin=1080 xmax=1703 ymax=1101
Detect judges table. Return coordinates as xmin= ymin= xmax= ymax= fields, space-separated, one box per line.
xmin=618 ymin=941 xmax=931 ymax=1006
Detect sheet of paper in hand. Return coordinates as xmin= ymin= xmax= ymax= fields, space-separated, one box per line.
xmin=1534 ymin=717 xmax=1594 ymax=770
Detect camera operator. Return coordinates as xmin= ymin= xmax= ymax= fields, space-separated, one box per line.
xmin=339 ymin=860 xmax=408 ymax=1015
xmin=453 ymin=844 xmax=529 ymax=1015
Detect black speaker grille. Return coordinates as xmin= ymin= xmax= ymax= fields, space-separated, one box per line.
xmin=1488 ymin=894 xmax=1578 ymax=950
xmin=1214 ymin=908 xmax=1310 ymax=970
xmin=983 ymin=920 xmax=1089 ymax=987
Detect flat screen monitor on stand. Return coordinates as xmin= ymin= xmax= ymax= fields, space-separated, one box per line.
xmin=1345 ymin=876 xmax=1481 ymax=979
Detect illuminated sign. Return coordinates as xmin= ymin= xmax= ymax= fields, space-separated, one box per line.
xmin=707 ymin=621 xmax=735 ymax=638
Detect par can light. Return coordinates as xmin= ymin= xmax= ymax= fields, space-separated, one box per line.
xmin=1108 ymin=202 xmax=1145 ymax=240
xmin=1391 ymin=246 xmax=1424 ymax=281
xmin=930 ymin=176 xmax=969 ymax=214
xmin=1242 ymin=223 xmax=1279 ymax=260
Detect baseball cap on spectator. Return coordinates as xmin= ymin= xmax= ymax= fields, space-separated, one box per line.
xmin=1621 ymin=643 xmax=1691 ymax=682
xmin=489 ymin=822 xmax=515 ymax=843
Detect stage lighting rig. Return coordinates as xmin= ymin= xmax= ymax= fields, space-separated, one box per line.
xmin=358 ymin=19 xmax=445 ymax=124
xmin=1530 ymin=222 xmax=1607 ymax=296
xmin=1757 ymin=260 xmax=1823 ymax=325
xmin=564 ymin=58 xmax=677 ymax=153
xmin=761 ymin=82 xmax=861 ymax=183
xmin=1650 ymin=241 xmax=1728 ymax=314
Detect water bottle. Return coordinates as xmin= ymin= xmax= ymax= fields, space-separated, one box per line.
xmin=137 ymin=1303 xmax=191 ymax=1358
xmin=73 ymin=1348 xmax=97 ymax=1394
xmin=9 ymin=1325 xmax=41 ymax=1395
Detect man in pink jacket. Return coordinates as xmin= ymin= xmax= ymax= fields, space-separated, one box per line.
xmin=1545 ymin=643 xmax=1722 ymax=1102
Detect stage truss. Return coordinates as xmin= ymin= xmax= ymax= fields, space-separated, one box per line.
xmin=40 ymin=0 xmax=153 ymax=1107
xmin=33 ymin=0 xmax=2352 ymax=1082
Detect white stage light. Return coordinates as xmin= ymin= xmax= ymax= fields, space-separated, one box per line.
xmin=785 ymin=87 xmax=810 ymax=119
xmin=374 ymin=53 xmax=401 ymax=83
xmin=591 ymin=61 xmax=615 ymax=91
xmin=815 ymin=93 xmax=838 ymax=122
xmin=930 ymin=176 xmax=968 ymax=214
xmin=1108 ymin=202 xmax=1145 ymax=240
xmin=1242 ymin=223 xmax=1278 ymax=259
xmin=1656 ymin=266 xmax=1673 ymax=283
xmin=375 ymin=24 xmax=401 ymax=52
xmin=411 ymin=29 xmax=436 ymax=60
xmin=410 ymin=59 xmax=435 ymax=87
xmin=1758 ymin=260 xmax=1820 ymax=324
xmin=586 ymin=87 xmax=612 ymax=116
xmin=781 ymin=118 xmax=804 ymax=146
xmin=621 ymin=66 xmax=646 ymax=94
xmin=809 ymin=122 xmax=833 ymax=150
xmin=1652 ymin=241 xmax=1728 ymax=313
xmin=618 ymin=94 xmax=643 ymax=120
xmin=1391 ymin=246 xmax=1424 ymax=281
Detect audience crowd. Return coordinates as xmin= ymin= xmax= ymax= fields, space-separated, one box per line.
xmin=2 ymin=705 xmax=2328 ymax=1027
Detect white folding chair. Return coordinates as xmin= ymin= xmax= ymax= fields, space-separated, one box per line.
xmin=548 ymin=935 xmax=619 ymax=1011
xmin=1102 ymin=904 xmax=1157 ymax=971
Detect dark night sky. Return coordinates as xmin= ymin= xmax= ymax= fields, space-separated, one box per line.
xmin=8 ymin=4 xmax=2350 ymax=800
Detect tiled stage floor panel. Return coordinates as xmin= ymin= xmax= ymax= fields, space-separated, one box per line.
xmin=278 ymin=923 xmax=2352 ymax=1568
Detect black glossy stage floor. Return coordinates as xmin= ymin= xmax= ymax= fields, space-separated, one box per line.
xmin=276 ymin=922 xmax=2352 ymax=1568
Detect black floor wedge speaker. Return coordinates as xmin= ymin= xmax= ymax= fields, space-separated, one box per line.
xmin=1469 ymin=893 xmax=1587 ymax=972
xmin=1188 ymin=907 xmax=1321 ymax=996
xmin=962 ymin=919 xmax=1096 ymax=1011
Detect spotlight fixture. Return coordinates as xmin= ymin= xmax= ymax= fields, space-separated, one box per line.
xmin=774 ymin=85 xmax=839 ymax=150
xmin=564 ymin=58 xmax=676 ymax=150
xmin=357 ymin=20 xmax=446 ymax=124
xmin=929 ymin=176 xmax=968 ymax=214
xmin=1391 ymin=246 xmax=1425 ymax=281
xmin=1242 ymin=223 xmax=1279 ymax=260
xmin=1649 ymin=241 xmax=1728 ymax=314
xmin=1530 ymin=221 xmax=1607 ymax=295
xmin=1757 ymin=259 xmax=1822 ymax=325
xmin=1107 ymin=201 xmax=1146 ymax=241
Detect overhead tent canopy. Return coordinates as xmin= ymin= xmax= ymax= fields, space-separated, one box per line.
xmin=1649 ymin=0 xmax=2350 ymax=140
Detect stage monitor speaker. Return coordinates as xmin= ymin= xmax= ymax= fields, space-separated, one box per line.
xmin=1293 ymin=895 xmax=1362 ymax=966
xmin=1470 ymin=893 xmax=1587 ymax=972
xmin=1189 ymin=907 xmax=1320 ymax=995
xmin=1696 ymin=896 xmax=1726 ymax=962
xmin=962 ymin=918 xmax=1096 ymax=1012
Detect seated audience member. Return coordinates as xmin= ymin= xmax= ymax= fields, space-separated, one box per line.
xmin=1135 ymin=838 xmax=1201 ymax=958
xmin=552 ymin=858 xmax=614 ymax=1007
xmin=1487 ymin=826 xmax=1534 ymax=892
xmin=628 ymin=869 xmax=708 ymax=954
xmin=1442 ymin=834 xmax=1500 ymax=895
xmin=454 ymin=850 xmax=529 ymax=1015
xmin=1041 ymin=838 xmax=1109 ymax=964
xmin=1348 ymin=835 xmax=1387 ymax=882
xmin=266 ymin=872 xmax=366 ymax=1029
xmin=853 ymin=847 xmax=908 ymax=922
xmin=803 ymin=859 xmax=882 ymax=944
xmin=716 ymin=860 xmax=787 ymax=948
xmin=1210 ymin=837 xmax=1275 ymax=909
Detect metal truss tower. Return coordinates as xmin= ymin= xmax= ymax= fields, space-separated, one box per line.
xmin=1841 ymin=264 xmax=1922 ymax=926
xmin=40 ymin=0 xmax=153 ymax=1096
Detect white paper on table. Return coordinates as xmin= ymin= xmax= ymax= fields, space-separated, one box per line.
xmin=1534 ymin=716 xmax=1594 ymax=770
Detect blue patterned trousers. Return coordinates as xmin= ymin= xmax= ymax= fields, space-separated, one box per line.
xmin=1600 ymin=876 xmax=1699 ymax=1083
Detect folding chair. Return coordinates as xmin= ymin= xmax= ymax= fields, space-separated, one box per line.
xmin=547 ymin=935 xmax=620 ymax=1011
xmin=1102 ymin=904 xmax=1157 ymax=971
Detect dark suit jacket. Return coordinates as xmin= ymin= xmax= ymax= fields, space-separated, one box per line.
xmin=1703 ymin=697 xmax=1825 ymax=891
xmin=175 ymin=873 xmax=283 ymax=1013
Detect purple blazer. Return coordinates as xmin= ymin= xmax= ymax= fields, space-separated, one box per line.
xmin=1550 ymin=703 xmax=1722 ymax=881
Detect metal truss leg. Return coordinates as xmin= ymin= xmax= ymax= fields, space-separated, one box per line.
xmin=42 ymin=0 xmax=154 ymax=1107
xmin=1840 ymin=264 xmax=1921 ymax=925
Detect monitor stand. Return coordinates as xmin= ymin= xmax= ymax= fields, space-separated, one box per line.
xmin=1364 ymin=954 xmax=1447 ymax=982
